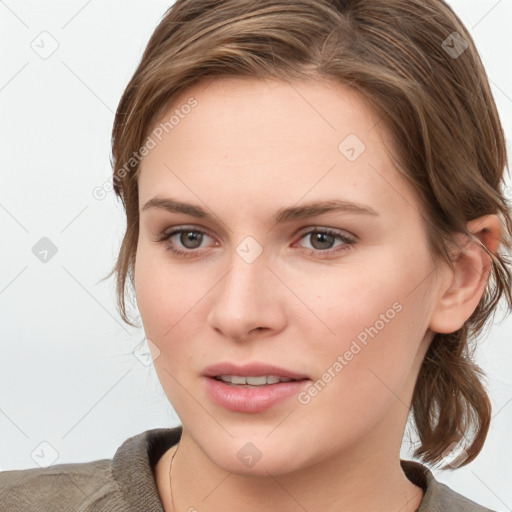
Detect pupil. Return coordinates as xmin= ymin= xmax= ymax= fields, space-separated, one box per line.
xmin=182 ymin=231 xmax=202 ymax=249
xmin=312 ymin=232 xmax=333 ymax=250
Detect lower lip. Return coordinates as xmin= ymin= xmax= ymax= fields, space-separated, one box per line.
xmin=204 ymin=377 xmax=311 ymax=413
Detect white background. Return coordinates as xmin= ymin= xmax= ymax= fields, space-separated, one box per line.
xmin=1 ymin=1 xmax=511 ymax=510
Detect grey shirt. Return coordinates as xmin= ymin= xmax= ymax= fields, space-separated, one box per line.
xmin=0 ymin=426 xmax=496 ymax=511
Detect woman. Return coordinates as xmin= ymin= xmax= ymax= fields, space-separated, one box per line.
xmin=1 ymin=0 xmax=510 ymax=511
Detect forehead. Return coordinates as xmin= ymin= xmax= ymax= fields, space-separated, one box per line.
xmin=151 ymin=75 xmax=381 ymax=155
xmin=138 ymin=76 xmax=419 ymax=222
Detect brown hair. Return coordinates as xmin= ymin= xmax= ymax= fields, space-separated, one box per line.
xmin=106 ymin=0 xmax=512 ymax=468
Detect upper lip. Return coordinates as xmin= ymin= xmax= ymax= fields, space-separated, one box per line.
xmin=203 ymin=362 xmax=310 ymax=380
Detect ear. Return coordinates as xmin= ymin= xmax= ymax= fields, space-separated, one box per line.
xmin=428 ymin=214 xmax=503 ymax=334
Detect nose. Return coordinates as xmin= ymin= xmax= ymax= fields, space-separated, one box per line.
xmin=206 ymin=244 xmax=287 ymax=342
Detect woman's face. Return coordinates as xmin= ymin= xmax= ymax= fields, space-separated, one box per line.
xmin=134 ymin=76 xmax=446 ymax=475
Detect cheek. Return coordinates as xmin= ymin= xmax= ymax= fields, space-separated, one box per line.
xmin=309 ymin=257 xmax=406 ymax=338
xmin=134 ymin=242 xmax=199 ymax=340
xmin=134 ymin=245 xmax=204 ymax=406
xmin=309 ymin=249 xmax=433 ymax=378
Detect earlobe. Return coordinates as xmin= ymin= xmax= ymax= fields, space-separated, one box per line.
xmin=428 ymin=214 xmax=502 ymax=334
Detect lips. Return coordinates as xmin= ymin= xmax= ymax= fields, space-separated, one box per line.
xmin=202 ymin=362 xmax=310 ymax=381
xmin=203 ymin=363 xmax=311 ymax=413
xmin=202 ymin=362 xmax=311 ymax=413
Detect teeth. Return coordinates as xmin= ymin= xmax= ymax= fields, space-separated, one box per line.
xmin=246 ymin=376 xmax=267 ymax=385
xmin=217 ymin=375 xmax=294 ymax=386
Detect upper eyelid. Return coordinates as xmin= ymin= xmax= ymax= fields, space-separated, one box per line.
xmin=160 ymin=225 xmax=215 ymax=241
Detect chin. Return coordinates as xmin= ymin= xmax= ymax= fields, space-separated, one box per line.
xmin=192 ymin=429 xmax=314 ymax=477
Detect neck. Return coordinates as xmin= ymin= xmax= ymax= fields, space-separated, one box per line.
xmin=156 ymin=420 xmax=423 ymax=512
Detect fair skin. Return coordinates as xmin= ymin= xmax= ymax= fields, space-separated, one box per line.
xmin=134 ymin=76 xmax=501 ymax=512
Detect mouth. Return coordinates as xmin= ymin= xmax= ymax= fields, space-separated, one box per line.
xmin=203 ymin=361 xmax=310 ymax=382
xmin=203 ymin=362 xmax=311 ymax=413
xmin=212 ymin=374 xmax=305 ymax=387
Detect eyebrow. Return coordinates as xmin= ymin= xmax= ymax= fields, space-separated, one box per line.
xmin=142 ymin=196 xmax=379 ymax=223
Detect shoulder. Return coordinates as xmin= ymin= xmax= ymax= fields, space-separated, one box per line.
xmin=0 ymin=459 xmax=127 ymax=512
xmin=432 ymin=479 xmax=497 ymax=512
xmin=401 ymin=459 xmax=497 ymax=512
xmin=0 ymin=426 xmax=182 ymax=512
xmin=0 ymin=458 xmax=127 ymax=512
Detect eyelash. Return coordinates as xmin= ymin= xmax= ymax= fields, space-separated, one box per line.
xmin=155 ymin=225 xmax=356 ymax=260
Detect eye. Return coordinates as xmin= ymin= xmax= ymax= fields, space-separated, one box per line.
xmin=155 ymin=226 xmax=355 ymax=259
xmin=156 ymin=226 xmax=217 ymax=258
xmin=294 ymin=227 xmax=355 ymax=258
